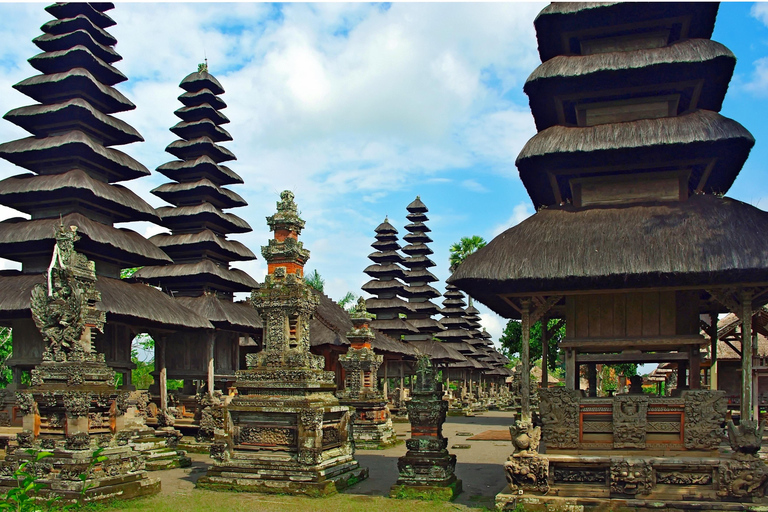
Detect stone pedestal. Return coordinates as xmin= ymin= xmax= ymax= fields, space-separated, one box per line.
xmin=391 ymin=356 xmax=461 ymax=500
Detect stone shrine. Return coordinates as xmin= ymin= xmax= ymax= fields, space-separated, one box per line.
xmin=337 ymin=299 xmax=397 ymax=449
xmin=197 ymin=191 xmax=367 ymax=496
xmin=391 ymin=355 xmax=461 ymax=500
xmin=0 ymin=225 xmax=159 ymax=500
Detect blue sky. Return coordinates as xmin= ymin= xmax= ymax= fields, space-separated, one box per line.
xmin=0 ymin=3 xmax=766 ymax=345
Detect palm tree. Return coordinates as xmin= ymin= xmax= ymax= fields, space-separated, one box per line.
xmin=305 ymin=269 xmax=325 ymax=292
xmin=449 ymin=235 xmax=487 ymax=272
xmin=449 ymin=235 xmax=487 ymax=308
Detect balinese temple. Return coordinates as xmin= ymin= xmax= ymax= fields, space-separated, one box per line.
xmin=134 ymin=65 xmax=260 ymax=399
xmin=0 ymin=2 xmax=212 ymax=388
xmin=450 ymin=2 xmax=768 ymax=508
xmin=363 ymin=219 xmax=417 ymax=339
xmin=401 ymin=197 xmax=445 ymax=341
xmin=438 ymin=285 xmax=481 ymax=391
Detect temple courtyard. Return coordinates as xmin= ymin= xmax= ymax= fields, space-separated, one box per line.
xmin=107 ymin=411 xmax=513 ymax=511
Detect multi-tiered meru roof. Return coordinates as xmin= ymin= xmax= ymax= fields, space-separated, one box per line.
xmin=0 ymin=3 xmax=211 ymax=345
xmin=401 ymin=197 xmax=444 ymax=341
xmin=450 ymin=3 xmax=766 ymax=319
xmin=135 ymin=66 xmax=260 ymax=334
xmin=362 ymin=219 xmax=417 ymax=340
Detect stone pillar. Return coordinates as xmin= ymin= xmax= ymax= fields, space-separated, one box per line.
xmin=520 ymin=299 xmax=531 ymax=422
xmin=742 ymin=290 xmax=753 ymax=422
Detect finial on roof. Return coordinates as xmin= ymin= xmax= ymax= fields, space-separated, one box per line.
xmin=198 ymin=59 xmax=208 ymax=74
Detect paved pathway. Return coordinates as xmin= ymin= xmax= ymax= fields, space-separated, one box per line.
xmin=154 ymin=410 xmax=515 ymax=509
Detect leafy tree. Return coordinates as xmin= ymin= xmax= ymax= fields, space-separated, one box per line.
xmin=0 ymin=327 xmax=12 ymax=388
xmin=337 ymin=292 xmax=357 ymax=311
xmin=120 ymin=267 xmax=141 ymax=279
xmin=449 ymin=235 xmax=487 ymax=272
xmin=131 ymin=334 xmax=154 ymax=390
xmin=499 ymin=318 xmax=565 ymax=371
xmin=305 ymin=269 xmax=325 ymax=292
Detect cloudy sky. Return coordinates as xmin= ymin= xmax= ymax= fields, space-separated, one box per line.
xmin=0 ymin=2 xmax=767 ymax=346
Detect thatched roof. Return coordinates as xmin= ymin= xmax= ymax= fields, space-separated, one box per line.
xmin=14 ymin=68 xmax=135 ymax=114
xmin=174 ymin=104 xmax=229 ymax=125
xmin=152 ymin=178 xmax=247 ymax=209
xmin=134 ymin=259 xmax=259 ymax=292
xmin=370 ymin=317 xmax=419 ymax=334
xmin=45 ymin=3 xmax=116 ymax=28
xmin=449 ymin=194 xmax=768 ymax=319
xmin=166 ymin=136 xmax=236 ymax=163
xmin=5 ymin=97 xmax=142 ymax=146
xmin=518 ymin=110 xmax=754 ymax=208
xmin=0 ymin=129 xmax=150 ymax=182
xmin=0 ymin=212 xmax=172 ymax=266
xmin=156 ymin=156 xmax=243 ymax=186
xmin=170 ymin=119 xmax=232 ymax=143
xmin=178 ymin=89 xmax=226 ymax=110
xmin=149 ymin=229 xmax=256 ymax=262
xmin=180 ymin=71 xmax=225 ymax=95
xmin=175 ymin=294 xmax=261 ymax=333
xmin=0 ymin=169 xmax=159 ymax=223
xmin=534 ymin=3 xmax=718 ymax=62
xmin=42 ymin=15 xmax=117 ymax=46
xmin=34 ymin=30 xmax=120 ymax=64
xmin=156 ymin=203 xmax=251 ymax=234
xmin=525 ymin=39 xmax=735 ymax=131
xmin=408 ymin=340 xmax=466 ymax=363
xmin=29 ymin=46 xmax=126 ymax=86
xmin=0 ymin=273 xmax=213 ymax=330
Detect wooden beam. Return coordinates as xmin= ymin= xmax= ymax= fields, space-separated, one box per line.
xmin=742 ymin=289 xmax=754 ymax=422
xmin=531 ymin=295 xmax=563 ymax=324
xmin=521 ymin=299 xmax=532 ymax=421
xmin=541 ymin=316 xmax=549 ymax=389
xmin=577 ymin=352 xmax=689 ymax=363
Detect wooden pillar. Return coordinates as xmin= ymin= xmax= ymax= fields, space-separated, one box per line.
xmin=157 ymin=336 xmax=167 ymax=412
xmin=690 ymin=346 xmax=701 ymax=389
xmin=383 ymin=359 xmax=389 ymax=398
xmin=678 ymin=360 xmax=688 ymax=390
xmin=709 ymin=312 xmax=718 ymax=390
xmin=741 ymin=290 xmax=753 ymax=422
xmin=541 ymin=318 xmax=549 ymax=389
xmin=399 ymin=361 xmax=405 ymax=403
xmin=565 ymin=348 xmax=576 ymax=390
xmin=521 ymin=299 xmax=532 ymax=422
xmin=587 ymin=364 xmax=597 ymax=397
xmin=206 ymin=331 xmax=215 ymax=397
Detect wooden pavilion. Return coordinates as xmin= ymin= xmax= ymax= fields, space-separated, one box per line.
xmin=450 ymin=2 xmax=768 ymax=508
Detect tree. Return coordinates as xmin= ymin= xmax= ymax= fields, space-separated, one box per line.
xmin=337 ymin=292 xmax=357 ymax=311
xmin=305 ymin=269 xmax=325 ymax=292
xmin=449 ymin=235 xmax=487 ymax=272
xmin=0 ymin=327 xmax=11 ymax=388
xmin=499 ymin=318 xmax=566 ymax=371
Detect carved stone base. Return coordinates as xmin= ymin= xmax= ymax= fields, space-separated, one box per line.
xmin=390 ymin=480 xmax=462 ymax=501
xmin=341 ymin=399 xmax=398 ymax=449
xmin=0 ymin=444 xmax=159 ymax=502
xmin=497 ymin=494 xmax=768 ymax=511
xmin=127 ymin=426 xmax=191 ymax=471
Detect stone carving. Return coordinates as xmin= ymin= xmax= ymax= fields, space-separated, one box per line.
xmin=157 ymin=409 xmax=175 ymax=427
xmin=30 ymin=225 xmax=105 ymax=363
xmin=16 ymin=431 xmax=33 ymax=448
xmin=553 ymin=467 xmax=606 ymax=483
xmin=613 ymin=395 xmax=648 ymax=449
xmin=15 ymin=393 xmax=35 ymax=416
xmin=504 ymin=455 xmax=549 ymax=493
xmin=209 ymin=441 xmax=228 ymax=462
xmin=539 ymin=387 xmax=580 ymax=449
xmin=510 ymin=419 xmax=541 ymax=456
xmin=65 ymin=432 xmax=91 ymax=451
xmin=683 ymin=390 xmax=726 ymax=450
xmin=656 ymin=472 xmax=712 ymax=485
xmin=726 ymin=419 xmax=765 ymax=457
xmin=610 ymin=459 xmax=652 ymax=495
xmin=63 ymin=391 xmax=90 ymax=417
xmin=718 ymin=459 xmax=768 ymax=498
xmin=322 ymin=426 xmax=341 ymax=446
xmin=236 ymin=427 xmax=296 ymax=446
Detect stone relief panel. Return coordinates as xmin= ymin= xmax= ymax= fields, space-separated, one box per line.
xmin=683 ymin=390 xmax=726 ymax=450
xmin=539 ymin=388 xmax=580 ymax=449
xmin=609 ymin=459 xmax=652 ymax=496
xmin=612 ymin=395 xmax=648 ymax=449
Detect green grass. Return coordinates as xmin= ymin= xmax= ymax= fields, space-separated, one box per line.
xmin=78 ymin=490 xmax=486 ymax=512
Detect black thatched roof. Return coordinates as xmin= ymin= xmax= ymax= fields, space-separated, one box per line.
xmin=408 ymin=340 xmax=466 ymax=363
xmin=0 ymin=169 xmax=159 ymax=223
xmin=152 ymin=178 xmax=247 ymax=209
xmin=45 ymin=3 xmax=116 ymax=28
xmin=170 ymin=119 xmax=231 ymax=142
xmin=156 ymin=156 xmax=243 ymax=186
xmin=166 ymin=136 xmax=236 ymax=163
xmin=0 ymin=273 xmax=212 ymax=330
xmin=42 ymin=15 xmax=116 ymax=46
xmin=14 ymin=68 xmax=135 ymax=114
xmin=175 ymin=294 xmax=262 ymax=333
xmin=156 ymin=203 xmax=251 ymax=234
xmin=525 ymin=39 xmax=735 ymax=131
xmin=149 ymin=229 xmax=256 ymax=262
xmin=449 ymin=194 xmax=768 ymax=319
xmin=134 ymin=259 xmax=259 ymax=292
xmin=0 ymin=212 xmax=171 ymax=266
xmin=518 ymin=110 xmax=754 ymax=208
xmin=180 ymin=70 xmax=225 ymax=95
xmin=34 ymin=30 xmax=120 ymax=64
xmin=29 ymin=46 xmax=126 ymax=86
xmin=534 ymin=3 xmax=719 ymax=62
xmin=179 ymin=89 xmax=227 ymax=110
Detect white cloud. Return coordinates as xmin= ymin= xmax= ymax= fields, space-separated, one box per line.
xmin=479 ymin=309 xmax=507 ymax=347
xmin=491 ymin=202 xmax=534 ymax=237
xmin=751 ymin=3 xmax=768 ymax=27
xmin=743 ymin=57 xmax=768 ymax=96
xmin=461 ymin=179 xmax=488 ymax=193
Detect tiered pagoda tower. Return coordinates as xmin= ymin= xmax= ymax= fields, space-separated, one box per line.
xmin=198 ymin=191 xmax=367 ymax=496
xmin=437 ymin=285 xmax=483 ymax=400
xmin=362 ymin=219 xmax=417 ymax=340
xmin=0 ymin=2 xmax=211 ymax=388
xmin=450 ymin=2 xmax=768 ymax=507
xmin=135 ymin=65 xmax=260 ymax=394
xmin=400 ymin=197 xmax=444 ymax=341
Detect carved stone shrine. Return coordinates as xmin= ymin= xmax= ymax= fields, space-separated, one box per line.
xmin=197 ymin=191 xmax=367 ymax=496
xmin=0 ymin=225 xmax=159 ymax=500
xmin=391 ymin=355 xmax=461 ymax=500
xmin=337 ymin=299 xmax=397 ymax=449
